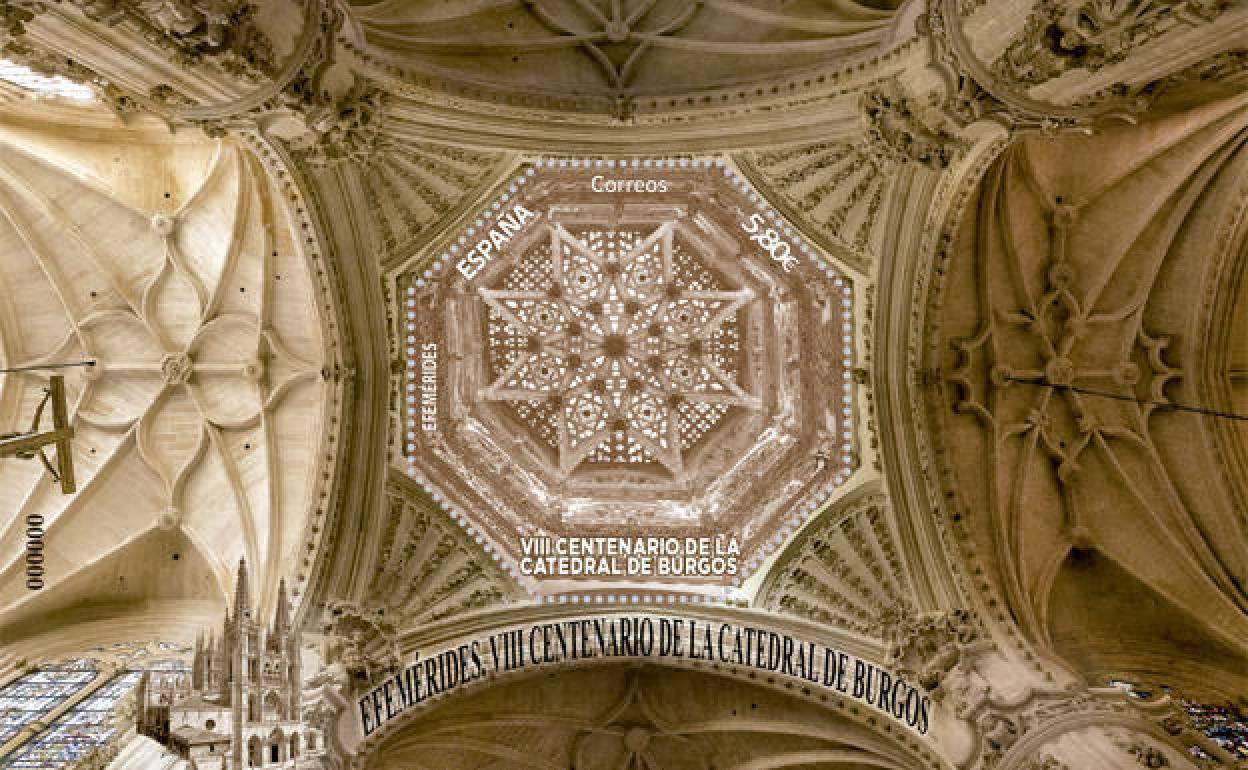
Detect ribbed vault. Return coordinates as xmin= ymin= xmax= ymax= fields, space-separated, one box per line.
xmin=0 ymin=0 xmax=1246 ymax=767
xmin=0 ymin=110 xmax=332 ymax=643
xmin=345 ymin=0 xmax=897 ymax=108
xmin=924 ymin=92 xmax=1248 ymax=696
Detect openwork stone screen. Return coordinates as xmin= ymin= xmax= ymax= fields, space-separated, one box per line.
xmin=403 ymin=159 xmax=856 ymax=600
xmin=481 ymin=221 xmax=754 ymax=476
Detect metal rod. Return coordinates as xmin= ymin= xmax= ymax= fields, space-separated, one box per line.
xmin=0 ymin=375 xmax=76 ymax=493
xmin=0 ymin=359 xmax=94 ymax=374
xmin=0 ymin=360 xmax=95 ymax=374
xmin=1006 ymin=376 xmax=1248 ymax=422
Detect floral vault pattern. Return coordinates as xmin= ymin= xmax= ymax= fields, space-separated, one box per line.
xmin=0 ymin=137 xmax=325 ymax=612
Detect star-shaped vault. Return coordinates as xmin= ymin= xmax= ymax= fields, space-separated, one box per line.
xmin=479 ymin=222 xmax=755 ymax=479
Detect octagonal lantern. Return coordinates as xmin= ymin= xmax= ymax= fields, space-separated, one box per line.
xmin=403 ymin=159 xmax=855 ymax=600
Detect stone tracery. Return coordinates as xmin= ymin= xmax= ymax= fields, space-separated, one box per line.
xmin=481 ymin=221 xmax=755 ymax=476
xmin=345 ymin=0 xmax=896 ymax=113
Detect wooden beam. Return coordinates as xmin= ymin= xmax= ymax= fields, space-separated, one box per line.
xmin=0 ymin=376 xmax=76 ymax=493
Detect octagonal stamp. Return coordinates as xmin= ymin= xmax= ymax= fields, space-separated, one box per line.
xmin=402 ymin=158 xmax=855 ymax=601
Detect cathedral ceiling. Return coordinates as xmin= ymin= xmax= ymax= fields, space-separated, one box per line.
xmin=367 ymin=472 xmax=526 ymax=630
xmin=736 ymin=133 xmax=924 ymax=276
xmin=362 ymin=138 xmax=513 ymax=271
xmin=0 ymin=0 xmax=1247 ymax=766
xmin=344 ymin=0 xmax=897 ymax=111
xmin=923 ymin=92 xmax=1248 ymax=694
xmin=0 ymin=114 xmax=337 ymax=642
xmin=757 ymin=482 xmax=915 ymax=649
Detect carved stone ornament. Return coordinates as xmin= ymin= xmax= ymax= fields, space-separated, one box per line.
xmin=65 ymin=0 xmax=276 ymax=81
xmin=0 ymin=0 xmax=380 ymax=168
xmin=364 ymin=473 xmax=522 ymax=624
xmin=147 ymin=81 xmax=195 ymax=107
xmin=1071 ymin=47 xmax=1248 ymax=107
xmin=919 ymin=1 xmax=1020 ymax=129
xmin=979 ymin=712 xmax=1021 ymax=765
xmin=759 ymin=488 xmax=916 ymax=641
xmin=925 ymin=0 xmax=1245 ymax=142
xmin=953 ymin=686 xmax=1201 ymax=770
xmin=318 ymin=601 xmax=402 ymax=694
xmin=1126 ymin=742 xmax=1171 ymax=768
xmin=994 ymin=0 xmax=1235 ymax=87
xmin=365 ymin=140 xmax=508 ymax=266
xmin=297 ymin=83 xmax=386 ymax=166
xmin=883 ymin=607 xmax=980 ymax=691
xmin=158 ymin=351 xmax=192 ymax=385
xmin=265 ymin=3 xmax=389 ymax=166
xmin=920 ymin=0 xmax=1151 ymax=133
xmin=0 ymin=0 xmax=279 ymax=118
xmin=0 ymin=0 xmax=35 ymax=38
xmin=1025 ymin=756 xmax=1070 ymax=770
xmin=861 ymin=82 xmax=964 ymax=170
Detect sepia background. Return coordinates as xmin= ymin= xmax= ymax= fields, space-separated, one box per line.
xmin=0 ymin=0 xmax=1244 ymax=768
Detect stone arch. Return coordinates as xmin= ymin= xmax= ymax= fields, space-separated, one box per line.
xmin=996 ymin=702 xmax=1204 ymax=770
xmin=247 ymin=735 xmax=261 ymax=767
xmin=269 ymin=727 xmax=286 ymax=763
xmin=350 ymin=657 xmax=947 ymax=770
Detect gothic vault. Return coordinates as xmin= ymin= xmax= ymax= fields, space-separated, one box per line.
xmin=0 ymin=0 xmax=1244 ymax=769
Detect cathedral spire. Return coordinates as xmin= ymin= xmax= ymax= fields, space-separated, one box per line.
xmin=192 ymin=631 xmax=204 ymax=691
xmin=273 ymin=577 xmax=290 ymax=633
xmin=233 ymin=558 xmax=251 ymax=624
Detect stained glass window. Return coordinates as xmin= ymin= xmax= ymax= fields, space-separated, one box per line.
xmin=0 ymin=670 xmax=141 ymax=769
xmin=0 ymin=657 xmax=190 ymax=769
xmin=1110 ymin=680 xmax=1248 ymax=761
xmin=0 ymin=60 xmax=95 ymax=101
xmin=0 ymin=660 xmax=97 ymax=748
